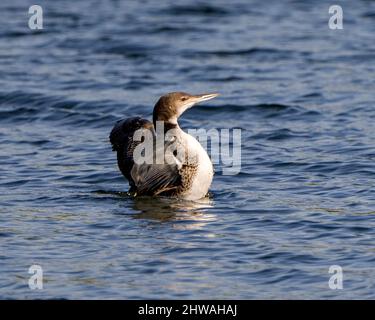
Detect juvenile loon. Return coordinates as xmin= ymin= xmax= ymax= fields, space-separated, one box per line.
xmin=109 ymin=92 xmax=219 ymax=200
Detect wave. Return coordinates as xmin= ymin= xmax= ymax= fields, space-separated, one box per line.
xmin=194 ymin=102 xmax=321 ymax=120
xmin=181 ymin=47 xmax=303 ymax=62
xmin=0 ymin=91 xmax=122 ymax=127
xmin=165 ymin=4 xmax=229 ymax=16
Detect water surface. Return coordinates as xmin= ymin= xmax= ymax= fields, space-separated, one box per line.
xmin=0 ymin=0 xmax=375 ymax=299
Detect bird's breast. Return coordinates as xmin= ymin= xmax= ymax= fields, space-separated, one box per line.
xmin=177 ymin=131 xmax=214 ymax=200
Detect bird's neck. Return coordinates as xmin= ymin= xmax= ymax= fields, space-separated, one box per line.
xmin=153 ymin=118 xmax=182 ymax=135
xmin=164 ymin=121 xmax=179 ymax=132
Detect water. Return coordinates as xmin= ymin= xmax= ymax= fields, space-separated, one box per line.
xmin=0 ymin=0 xmax=374 ymax=299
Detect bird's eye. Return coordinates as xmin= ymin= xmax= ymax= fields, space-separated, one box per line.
xmin=181 ymin=97 xmax=188 ymax=101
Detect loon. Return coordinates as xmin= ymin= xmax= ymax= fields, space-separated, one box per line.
xmin=109 ymin=92 xmax=219 ymax=200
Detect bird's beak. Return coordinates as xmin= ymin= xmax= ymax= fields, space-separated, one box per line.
xmin=192 ymin=93 xmax=220 ymax=104
xmin=180 ymin=93 xmax=219 ymax=114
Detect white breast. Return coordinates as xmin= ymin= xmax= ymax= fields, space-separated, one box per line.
xmin=179 ymin=131 xmax=214 ymax=200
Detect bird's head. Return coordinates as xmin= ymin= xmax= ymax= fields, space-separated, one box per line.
xmin=152 ymin=92 xmax=219 ymax=126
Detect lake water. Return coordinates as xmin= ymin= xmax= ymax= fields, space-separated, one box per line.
xmin=0 ymin=0 xmax=374 ymax=299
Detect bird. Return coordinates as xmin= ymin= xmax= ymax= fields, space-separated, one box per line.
xmin=109 ymin=92 xmax=219 ymax=200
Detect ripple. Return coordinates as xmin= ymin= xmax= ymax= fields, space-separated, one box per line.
xmin=187 ymin=47 xmax=296 ymax=59
xmin=1 ymin=0 xmax=374 ymax=300
xmin=251 ymin=128 xmax=310 ymax=141
xmin=165 ymin=4 xmax=229 ymax=16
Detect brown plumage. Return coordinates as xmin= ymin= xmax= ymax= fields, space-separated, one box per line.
xmin=153 ymin=92 xmax=192 ymax=125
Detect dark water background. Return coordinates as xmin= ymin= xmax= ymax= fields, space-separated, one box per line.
xmin=0 ymin=0 xmax=374 ymax=299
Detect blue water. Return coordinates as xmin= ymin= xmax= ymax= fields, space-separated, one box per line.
xmin=0 ymin=0 xmax=374 ymax=299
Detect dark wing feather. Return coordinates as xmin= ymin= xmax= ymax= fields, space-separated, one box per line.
xmin=109 ymin=117 xmax=154 ymax=190
xmin=130 ymin=163 xmax=181 ymax=196
xmin=110 ymin=117 xmax=183 ymax=196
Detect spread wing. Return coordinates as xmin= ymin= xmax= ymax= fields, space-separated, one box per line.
xmin=110 ymin=117 xmax=183 ymax=196
xmin=130 ymin=163 xmax=182 ymax=196
xmin=109 ymin=117 xmax=154 ymax=190
xmin=130 ymin=135 xmax=184 ymax=196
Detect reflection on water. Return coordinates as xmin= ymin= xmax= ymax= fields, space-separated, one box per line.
xmin=95 ymin=189 xmax=217 ymax=227
xmin=131 ymin=196 xmax=217 ymax=229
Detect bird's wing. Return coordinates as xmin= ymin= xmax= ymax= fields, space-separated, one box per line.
xmin=130 ymin=133 xmax=187 ymax=196
xmin=109 ymin=117 xmax=154 ymax=189
xmin=130 ymin=162 xmax=182 ymax=196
